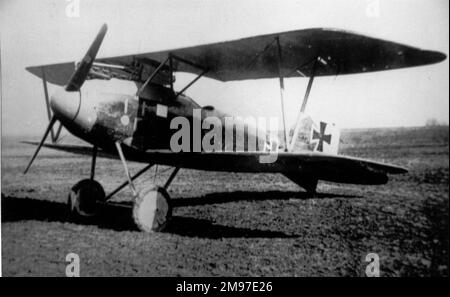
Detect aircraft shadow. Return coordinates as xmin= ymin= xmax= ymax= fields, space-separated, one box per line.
xmin=171 ymin=190 xmax=360 ymax=208
xmin=0 ymin=193 xmax=324 ymax=238
xmin=1 ymin=195 xmax=135 ymax=231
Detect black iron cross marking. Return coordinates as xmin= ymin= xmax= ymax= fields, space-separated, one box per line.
xmin=312 ymin=122 xmax=332 ymax=152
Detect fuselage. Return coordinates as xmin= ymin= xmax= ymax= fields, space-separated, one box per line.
xmin=46 ymin=79 xmax=394 ymax=184
xmin=50 ymin=79 xmax=267 ymax=157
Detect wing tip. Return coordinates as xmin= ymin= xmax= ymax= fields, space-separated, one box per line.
xmin=388 ymin=165 xmax=408 ymax=174
xmin=426 ymin=50 xmax=447 ymax=64
xmin=25 ymin=65 xmax=41 ymax=76
xmin=399 ymin=167 xmax=409 ymax=174
xmin=410 ymin=49 xmax=447 ymax=67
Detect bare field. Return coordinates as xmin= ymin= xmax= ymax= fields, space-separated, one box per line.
xmin=1 ymin=126 xmax=449 ymax=276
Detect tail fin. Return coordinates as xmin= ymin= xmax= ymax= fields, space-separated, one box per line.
xmin=290 ymin=114 xmax=340 ymax=154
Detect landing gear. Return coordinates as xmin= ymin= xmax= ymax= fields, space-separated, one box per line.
xmin=132 ymin=186 xmax=172 ymax=232
xmin=67 ymin=179 xmax=105 ymax=219
xmin=67 ymin=145 xmax=105 ymax=220
xmin=113 ymin=141 xmax=180 ymax=233
xmin=66 ymin=142 xmax=180 ymax=232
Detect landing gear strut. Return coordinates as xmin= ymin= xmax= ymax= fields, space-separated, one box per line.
xmin=114 ymin=141 xmax=180 ymax=232
xmin=67 ymin=145 xmax=106 ymax=220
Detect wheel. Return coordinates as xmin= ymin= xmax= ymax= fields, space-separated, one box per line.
xmin=132 ymin=186 xmax=172 ymax=232
xmin=67 ymin=179 xmax=105 ymax=220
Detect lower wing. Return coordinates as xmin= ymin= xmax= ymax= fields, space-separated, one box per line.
xmin=24 ymin=142 xmax=407 ymax=185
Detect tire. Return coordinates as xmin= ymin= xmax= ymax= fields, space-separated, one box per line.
xmin=132 ymin=186 xmax=172 ymax=232
xmin=68 ymin=179 xmax=105 ymax=220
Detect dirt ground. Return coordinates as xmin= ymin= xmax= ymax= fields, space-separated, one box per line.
xmin=1 ymin=126 xmax=448 ymax=276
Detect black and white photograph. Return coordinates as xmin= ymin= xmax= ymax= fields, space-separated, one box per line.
xmin=0 ymin=0 xmax=448 ymax=280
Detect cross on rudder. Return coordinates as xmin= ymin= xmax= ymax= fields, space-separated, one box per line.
xmin=312 ymin=122 xmax=332 ymax=152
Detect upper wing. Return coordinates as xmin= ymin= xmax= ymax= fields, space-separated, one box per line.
xmin=27 ymin=142 xmax=406 ymax=185
xmin=26 ymin=62 xmax=75 ymax=86
xmin=26 ymin=28 xmax=446 ymax=85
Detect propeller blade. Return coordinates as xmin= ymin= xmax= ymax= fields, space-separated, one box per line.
xmin=66 ymin=24 xmax=108 ymax=91
xmin=23 ymin=116 xmax=58 ymax=174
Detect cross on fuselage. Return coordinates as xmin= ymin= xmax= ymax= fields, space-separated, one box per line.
xmin=312 ymin=122 xmax=332 ymax=152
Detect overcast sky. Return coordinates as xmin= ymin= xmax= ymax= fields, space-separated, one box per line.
xmin=1 ymin=0 xmax=448 ymax=136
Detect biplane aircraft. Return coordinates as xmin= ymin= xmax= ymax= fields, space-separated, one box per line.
xmin=23 ymin=24 xmax=446 ymax=232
